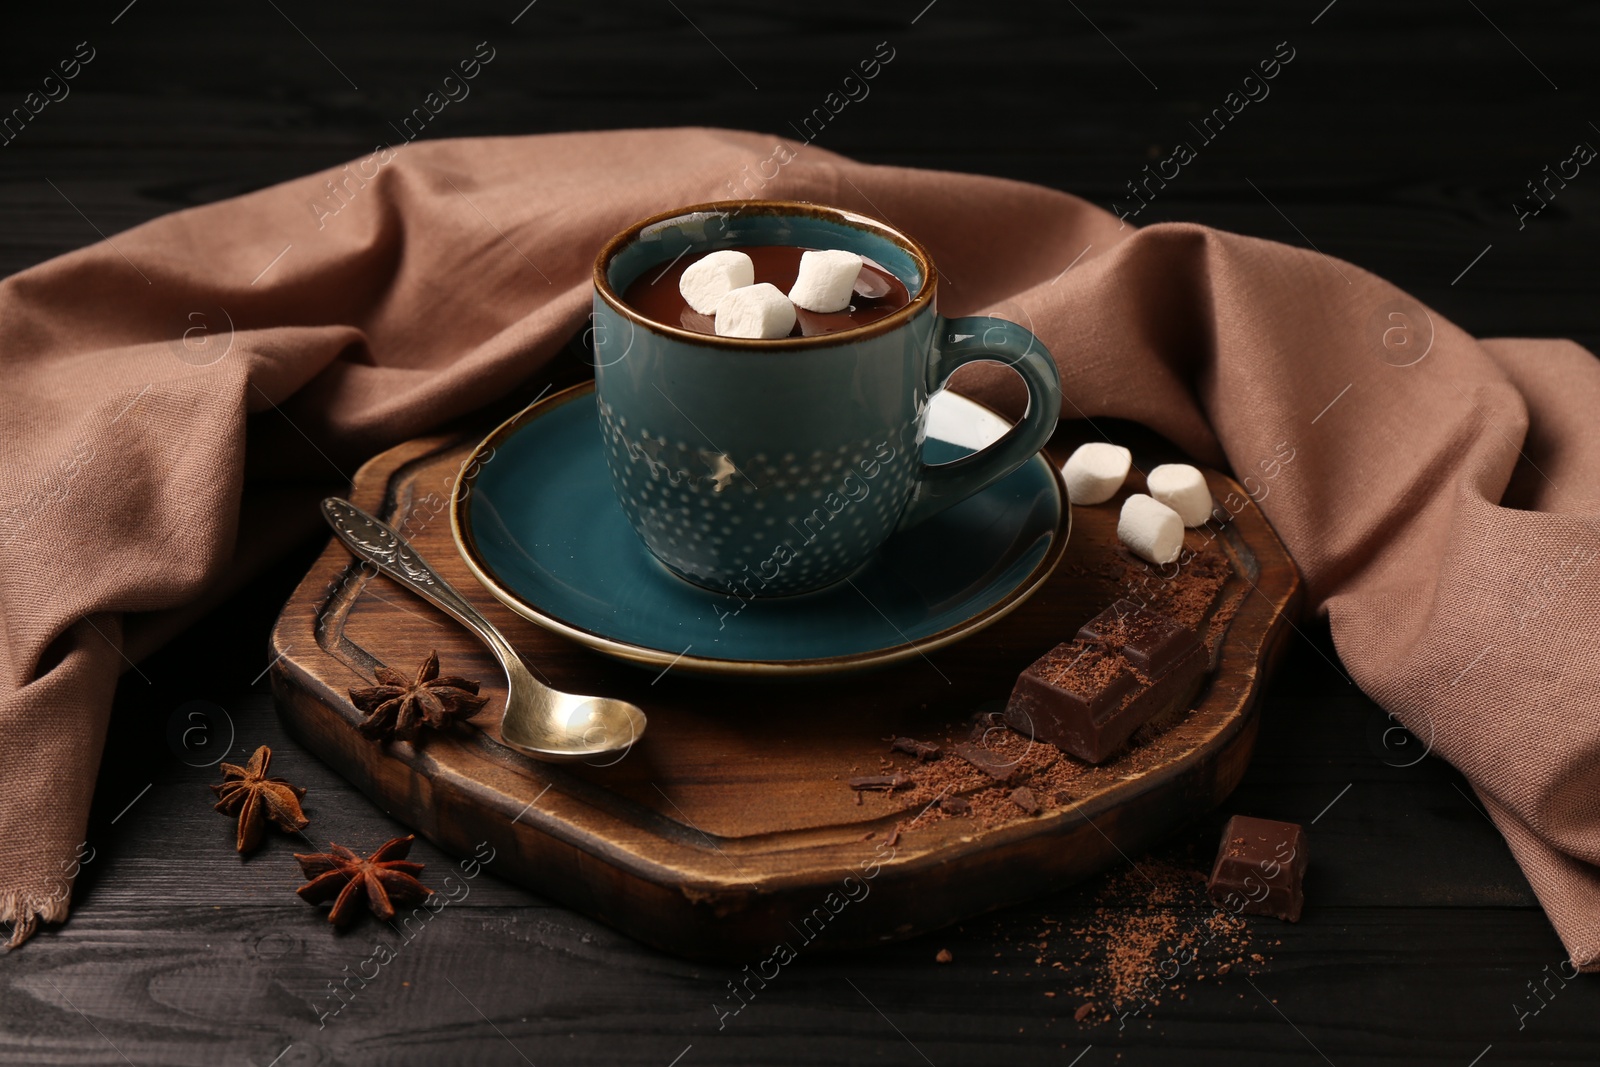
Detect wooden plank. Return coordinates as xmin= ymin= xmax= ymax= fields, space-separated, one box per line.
xmin=2 ymin=904 xmax=1591 ymax=1066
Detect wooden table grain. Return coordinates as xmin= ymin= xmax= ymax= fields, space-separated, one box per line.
xmin=2 ymin=1 xmax=1597 ymax=1063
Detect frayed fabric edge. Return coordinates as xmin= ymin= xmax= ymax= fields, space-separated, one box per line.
xmin=2 ymin=893 xmax=68 ymax=949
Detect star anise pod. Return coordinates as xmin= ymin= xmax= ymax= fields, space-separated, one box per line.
xmin=294 ymin=835 xmax=432 ymax=926
xmin=348 ymin=650 xmax=488 ymax=742
xmin=210 ymin=745 xmax=309 ymax=853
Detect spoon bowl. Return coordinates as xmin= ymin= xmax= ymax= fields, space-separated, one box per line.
xmin=321 ymin=497 xmax=646 ymax=764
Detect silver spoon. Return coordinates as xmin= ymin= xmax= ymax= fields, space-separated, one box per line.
xmin=321 ymin=497 xmax=647 ymax=763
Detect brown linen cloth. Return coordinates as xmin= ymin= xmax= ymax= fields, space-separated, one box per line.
xmin=4 ymin=128 xmax=1598 ymax=962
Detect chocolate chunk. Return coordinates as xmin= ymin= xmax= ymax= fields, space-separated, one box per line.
xmin=891 ymin=737 xmax=943 ymax=761
xmin=848 ymin=774 xmax=911 ymax=793
xmin=938 ymin=795 xmax=972 ymax=815
xmin=952 ymin=742 xmax=1025 ymax=783
xmin=1008 ymin=787 xmax=1042 ymax=815
xmin=935 ymin=948 xmax=953 ymax=964
xmin=1003 ymin=600 xmax=1208 ymax=764
xmin=1206 ymin=815 xmax=1308 ymax=922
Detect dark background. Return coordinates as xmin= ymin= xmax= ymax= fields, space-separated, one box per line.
xmin=3 ymin=1 xmax=1598 ymax=1064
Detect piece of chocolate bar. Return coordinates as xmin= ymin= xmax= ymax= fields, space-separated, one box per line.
xmin=1003 ymin=599 xmax=1208 ymax=764
xmin=1008 ymin=787 xmax=1042 ymax=815
xmin=1206 ymin=815 xmax=1308 ymax=922
xmin=847 ymin=774 xmax=911 ymax=793
xmin=891 ymin=737 xmax=943 ymax=761
xmin=952 ymin=742 xmax=1025 ymax=783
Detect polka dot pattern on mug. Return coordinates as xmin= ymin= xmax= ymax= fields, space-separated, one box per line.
xmin=597 ymin=398 xmax=916 ymax=594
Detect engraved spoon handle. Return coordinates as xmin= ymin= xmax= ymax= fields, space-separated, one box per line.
xmin=320 ymin=497 xmax=525 ymax=672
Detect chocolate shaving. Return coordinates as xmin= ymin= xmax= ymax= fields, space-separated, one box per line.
xmin=952 ymin=742 xmax=1025 ymax=784
xmin=891 ymin=737 xmax=943 ymax=761
xmin=1009 ymin=786 xmax=1042 ymax=816
xmin=848 ymin=774 xmax=911 ymax=792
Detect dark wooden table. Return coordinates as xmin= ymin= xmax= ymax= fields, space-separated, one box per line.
xmin=3 ymin=1 xmax=1597 ymax=1063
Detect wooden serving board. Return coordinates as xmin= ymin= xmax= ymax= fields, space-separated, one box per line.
xmin=270 ymin=421 xmax=1301 ymax=961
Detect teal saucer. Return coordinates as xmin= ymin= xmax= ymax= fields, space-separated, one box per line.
xmin=452 ymin=382 xmax=1068 ymax=677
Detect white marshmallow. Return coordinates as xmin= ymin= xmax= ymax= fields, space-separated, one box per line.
xmin=788 ymin=249 xmax=864 ymax=313
xmin=1118 ymin=494 xmax=1184 ymax=565
xmin=1146 ymin=463 xmax=1213 ymax=527
xmin=679 ymin=250 xmax=755 ymax=315
xmin=714 ymin=283 xmax=797 ymax=340
xmin=1061 ymin=442 xmax=1132 ymax=505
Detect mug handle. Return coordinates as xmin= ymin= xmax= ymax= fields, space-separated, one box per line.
xmin=894 ymin=315 xmax=1061 ymax=532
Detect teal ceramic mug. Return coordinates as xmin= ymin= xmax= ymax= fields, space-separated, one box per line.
xmin=591 ymin=200 xmax=1060 ymax=597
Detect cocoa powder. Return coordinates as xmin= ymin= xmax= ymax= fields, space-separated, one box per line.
xmin=1017 ymin=860 xmax=1263 ymax=1027
xmin=1032 ymin=643 xmax=1123 ymax=691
